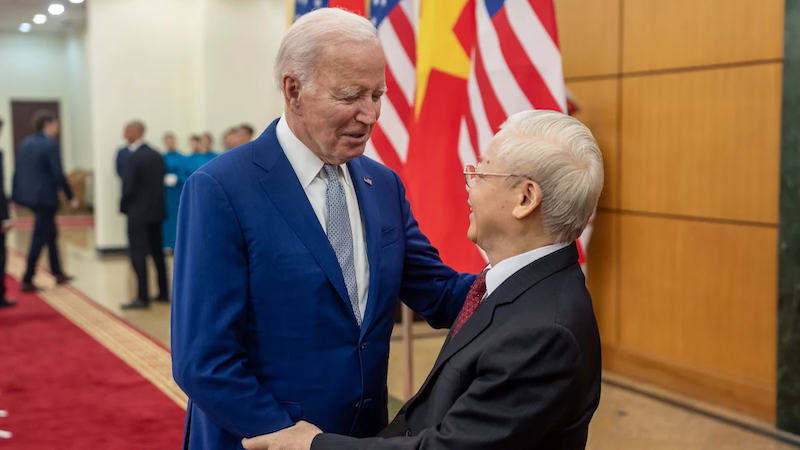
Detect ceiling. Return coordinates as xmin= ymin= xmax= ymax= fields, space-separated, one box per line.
xmin=0 ymin=0 xmax=86 ymax=34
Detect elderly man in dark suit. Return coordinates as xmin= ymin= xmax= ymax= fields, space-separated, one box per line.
xmin=12 ymin=111 xmax=78 ymax=293
xmin=119 ymin=120 xmax=168 ymax=310
xmin=243 ymin=110 xmax=605 ymax=450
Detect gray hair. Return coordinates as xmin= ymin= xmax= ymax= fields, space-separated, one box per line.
xmin=274 ymin=8 xmax=379 ymax=91
xmin=497 ymin=110 xmax=604 ymax=244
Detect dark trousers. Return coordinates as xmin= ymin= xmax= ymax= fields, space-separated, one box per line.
xmin=128 ymin=220 xmax=168 ymax=301
xmin=23 ymin=207 xmax=64 ymax=283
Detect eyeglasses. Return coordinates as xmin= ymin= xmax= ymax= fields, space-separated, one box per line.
xmin=463 ymin=165 xmax=533 ymax=187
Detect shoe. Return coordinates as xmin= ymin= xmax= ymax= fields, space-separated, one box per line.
xmin=121 ymin=299 xmax=150 ymax=310
xmin=20 ymin=283 xmax=41 ymax=293
xmin=154 ymin=296 xmax=170 ymax=303
xmin=0 ymin=298 xmax=17 ymax=308
xmin=54 ymin=274 xmax=74 ymax=285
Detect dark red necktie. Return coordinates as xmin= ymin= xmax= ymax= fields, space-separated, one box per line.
xmin=450 ymin=270 xmax=488 ymax=338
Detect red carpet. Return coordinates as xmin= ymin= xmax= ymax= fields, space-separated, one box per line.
xmin=0 ymin=277 xmax=185 ymax=449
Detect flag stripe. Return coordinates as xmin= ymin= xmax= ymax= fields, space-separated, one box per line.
xmin=458 ymin=117 xmax=479 ymax=168
xmin=370 ymin=124 xmax=405 ymax=171
xmin=527 ymin=0 xmax=559 ymax=47
xmin=378 ymin=20 xmax=416 ymax=106
xmin=464 ymin=105 xmax=481 ymax=159
xmin=492 ymin=7 xmax=561 ymax=111
xmin=505 ymin=0 xmax=567 ymax=111
xmin=384 ymin=68 xmax=412 ymax=130
xmin=363 ymin=136 xmax=383 ymax=163
xmin=476 ymin=1 xmax=534 ymax=117
xmin=398 ymin=0 xmax=417 ymax=32
xmin=389 ymin=5 xmax=417 ymax=64
xmin=473 ymin=46 xmax=508 ymax=133
xmin=467 ymin=58 xmax=495 ymax=154
xmin=377 ymin=96 xmax=410 ymax=163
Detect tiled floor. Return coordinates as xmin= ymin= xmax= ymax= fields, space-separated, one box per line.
xmin=6 ymin=223 xmax=800 ymax=449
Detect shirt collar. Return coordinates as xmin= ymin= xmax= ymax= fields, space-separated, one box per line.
xmin=484 ymin=243 xmax=571 ymax=299
xmin=276 ymin=114 xmax=352 ymax=188
xmin=128 ymin=139 xmax=145 ymax=152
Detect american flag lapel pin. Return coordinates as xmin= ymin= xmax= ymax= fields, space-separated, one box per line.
xmin=363 ymin=177 xmax=372 ymax=186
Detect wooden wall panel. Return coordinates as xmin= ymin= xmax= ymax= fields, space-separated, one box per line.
xmin=556 ymin=0 xmax=620 ymax=78
xmin=585 ymin=211 xmax=619 ymax=346
xmin=622 ymin=0 xmax=784 ymax=73
xmin=618 ymin=215 xmax=777 ymax=384
xmin=568 ymin=79 xmax=619 ymax=208
xmin=620 ymin=64 xmax=782 ymax=223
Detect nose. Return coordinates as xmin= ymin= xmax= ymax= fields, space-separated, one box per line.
xmin=355 ymin=98 xmax=380 ymax=126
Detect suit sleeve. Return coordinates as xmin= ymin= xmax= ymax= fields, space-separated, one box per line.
xmin=116 ymin=150 xmax=124 ymax=178
xmin=171 ymin=171 xmax=294 ymax=438
xmin=393 ymin=171 xmax=476 ymax=328
xmin=48 ymin=143 xmax=73 ymax=200
xmin=312 ymin=324 xmax=583 ymax=450
xmin=120 ymin=153 xmax=136 ymax=214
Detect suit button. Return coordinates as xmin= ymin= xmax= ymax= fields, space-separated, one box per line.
xmin=360 ymin=343 xmax=366 ymax=350
xmin=405 ymin=429 xmax=412 ymax=436
xmin=355 ymin=402 xmax=360 ymax=409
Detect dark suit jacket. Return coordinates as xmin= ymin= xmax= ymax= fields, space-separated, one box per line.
xmin=313 ymin=243 xmax=602 ymax=450
xmin=120 ymin=143 xmax=166 ymax=224
xmin=116 ymin=147 xmax=130 ymax=178
xmin=11 ymin=132 xmax=73 ymax=209
xmin=0 ymin=149 xmax=8 ymax=222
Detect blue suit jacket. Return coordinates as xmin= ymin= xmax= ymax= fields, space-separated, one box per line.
xmin=171 ymin=119 xmax=475 ymax=450
xmin=11 ymin=132 xmax=73 ymax=209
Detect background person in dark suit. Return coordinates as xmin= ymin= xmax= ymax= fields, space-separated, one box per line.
xmin=119 ymin=120 xmax=168 ymax=310
xmin=11 ymin=110 xmax=78 ymax=293
xmin=0 ymin=118 xmax=15 ymax=308
xmin=242 ymin=110 xmax=605 ymax=450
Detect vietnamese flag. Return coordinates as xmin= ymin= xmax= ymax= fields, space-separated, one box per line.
xmin=404 ymin=0 xmax=486 ymax=273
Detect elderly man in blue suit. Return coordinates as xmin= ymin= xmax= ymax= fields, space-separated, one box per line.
xmin=171 ymin=8 xmax=475 ymax=450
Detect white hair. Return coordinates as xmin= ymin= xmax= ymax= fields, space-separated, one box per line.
xmin=497 ymin=110 xmax=604 ymax=244
xmin=274 ymin=8 xmax=380 ymax=91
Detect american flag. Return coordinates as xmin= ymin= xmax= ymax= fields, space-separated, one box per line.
xmin=363 ymin=0 xmax=417 ymax=175
xmin=459 ymin=0 xmax=566 ymax=175
xmin=459 ymin=0 xmax=593 ymax=269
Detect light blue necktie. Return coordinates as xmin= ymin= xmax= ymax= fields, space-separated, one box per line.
xmin=323 ymin=164 xmax=362 ymax=326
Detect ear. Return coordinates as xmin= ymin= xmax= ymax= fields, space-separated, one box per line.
xmin=283 ymin=75 xmax=302 ymax=114
xmin=512 ymin=180 xmax=542 ymax=219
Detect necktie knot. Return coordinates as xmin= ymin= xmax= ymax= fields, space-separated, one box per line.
xmin=323 ymin=164 xmax=339 ymax=181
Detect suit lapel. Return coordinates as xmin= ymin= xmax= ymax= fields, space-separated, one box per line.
xmin=346 ymin=158 xmax=381 ymax=333
xmin=254 ymin=120 xmax=352 ymax=314
xmin=408 ymin=244 xmax=581 ymax=408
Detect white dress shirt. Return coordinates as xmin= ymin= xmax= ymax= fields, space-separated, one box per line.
xmin=276 ymin=116 xmax=370 ymax=318
xmin=484 ymin=243 xmax=570 ymax=300
xmin=128 ymin=138 xmax=145 ymax=153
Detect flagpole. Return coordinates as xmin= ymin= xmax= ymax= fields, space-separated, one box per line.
xmin=402 ymin=304 xmax=414 ymax=400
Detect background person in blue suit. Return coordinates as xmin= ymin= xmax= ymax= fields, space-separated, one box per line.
xmin=11 ymin=110 xmax=78 ymax=293
xmin=171 ymin=8 xmax=475 ymax=450
xmin=162 ymin=131 xmax=185 ymax=251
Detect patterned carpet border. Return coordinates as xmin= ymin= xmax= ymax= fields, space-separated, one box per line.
xmin=6 ymin=249 xmax=188 ymax=410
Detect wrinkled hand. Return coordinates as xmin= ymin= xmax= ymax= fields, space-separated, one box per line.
xmin=242 ymin=421 xmax=322 ymax=450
